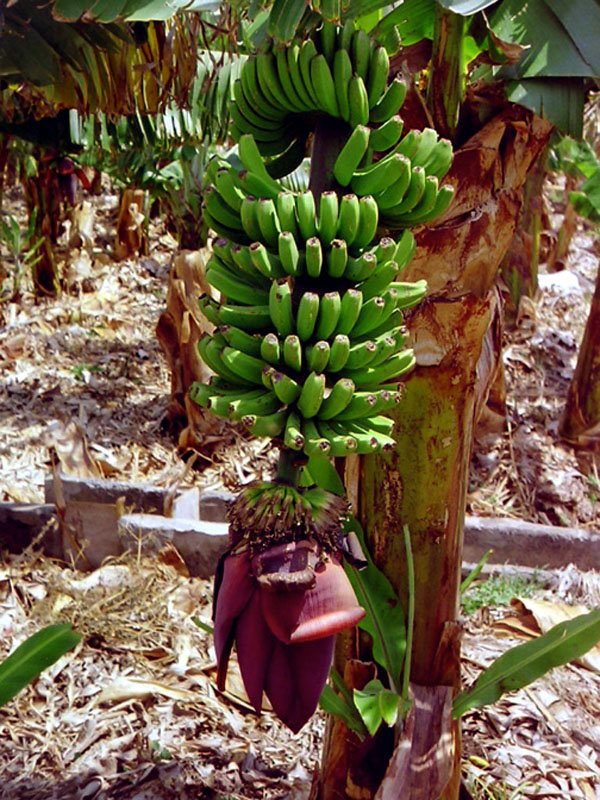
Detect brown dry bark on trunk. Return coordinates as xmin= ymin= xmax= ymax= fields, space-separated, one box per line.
xmin=559 ymin=262 xmax=600 ymax=446
xmin=319 ymin=107 xmax=552 ymax=800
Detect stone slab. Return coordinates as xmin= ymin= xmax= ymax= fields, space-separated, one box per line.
xmin=118 ymin=514 xmax=229 ymax=578
xmin=45 ymin=474 xmax=167 ymax=513
xmin=198 ymin=488 xmax=236 ymax=523
xmin=0 ymin=503 xmax=62 ymax=558
xmin=464 ymin=515 xmax=600 ymax=572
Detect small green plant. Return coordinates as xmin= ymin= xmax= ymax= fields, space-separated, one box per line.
xmin=70 ymin=363 xmax=101 ymax=382
xmin=150 ymin=741 xmax=173 ymax=762
xmin=461 ymin=572 xmax=542 ymax=616
xmin=0 ymin=208 xmax=45 ymax=298
xmin=467 ymin=775 xmax=536 ymax=800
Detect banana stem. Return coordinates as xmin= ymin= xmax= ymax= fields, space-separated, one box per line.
xmin=276 ymin=447 xmax=302 ymax=486
xmin=309 ymin=116 xmax=349 ymax=198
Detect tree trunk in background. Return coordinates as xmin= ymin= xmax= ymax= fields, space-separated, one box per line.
xmin=559 ymin=263 xmax=600 ymax=446
xmin=319 ymin=106 xmax=552 ymax=800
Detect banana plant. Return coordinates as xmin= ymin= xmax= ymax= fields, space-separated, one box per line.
xmin=188 ymin=1 xmax=600 ymax=798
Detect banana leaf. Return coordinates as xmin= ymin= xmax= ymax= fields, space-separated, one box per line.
xmin=453 ymin=607 xmax=600 ymax=718
xmin=0 ymin=624 xmax=82 ymax=707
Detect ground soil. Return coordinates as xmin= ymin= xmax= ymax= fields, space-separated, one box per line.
xmin=1 ymin=176 xmax=599 ymax=800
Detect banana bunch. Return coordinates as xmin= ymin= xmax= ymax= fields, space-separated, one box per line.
xmin=192 ymin=19 xmax=455 ymax=461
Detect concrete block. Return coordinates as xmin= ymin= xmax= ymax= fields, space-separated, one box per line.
xmin=198 ymin=487 xmax=236 ymax=523
xmin=45 ymin=474 xmax=167 ymax=513
xmin=118 ymin=514 xmax=229 ymax=577
xmin=464 ymin=515 xmax=600 ymax=572
xmin=172 ymin=487 xmax=200 ymax=520
xmin=0 ymin=503 xmax=62 ymax=558
xmin=62 ymin=501 xmax=121 ymax=570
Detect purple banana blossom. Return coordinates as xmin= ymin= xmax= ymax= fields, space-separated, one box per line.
xmin=214 ymin=539 xmax=365 ymax=733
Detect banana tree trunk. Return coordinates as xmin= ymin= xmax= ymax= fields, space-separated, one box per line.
xmin=319 ymin=106 xmax=552 ymax=800
xmin=559 ymin=263 xmax=600 ymax=446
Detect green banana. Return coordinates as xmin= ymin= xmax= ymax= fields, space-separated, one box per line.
xmin=295 ymin=190 xmax=317 ymax=240
xmin=326 ymin=238 xmax=348 ymax=278
xmin=275 ymin=45 xmax=311 ymax=112
xmin=272 ymin=371 xmax=302 ymax=404
xmin=283 ymin=334 xmax=302 ymax=372
xmin=353 ymin=194 xmax=379 ymax=250
xmin=239 ymin=169 xmax=281 ymax=201
xmin=305 ymin=340 xmax=331 ymax=372
xmin=343 ymin=348 xmax=416 ymax=388
xmin=333 ymin=47 xmax=352 ymax=123
xmin=204 ymin=187 xmax=244 ymax=233
xmin=284 ymin=411 xmax=305 ymax=450
xmin=220 ymin=325 xmax=263 ymax=358
xmin=368 ymin=325 xmax=408 ymax=366
xmin=302 ymin=419 xmax=332 ymax=457
xmin=298 ymin=40 xmax=320 ymax=107
xmin=393 ymin=229 xmax=416 ymax=272
xmin=350 ymin=295 xmax=385 ymax=338
xmin=387 ymin=165 xmax=425 ymax=214
xmin=240 ymin=196 xmax=262 ymax=241
xmin=212 ymin=238 xmax=234 ymax=267
xmin=327 ymin=334 xmax=351 ymax=372
xmin=369 ymin=76 xmax=407 ymax=124
xmin=205 ymin=264 xmax=269 ymax=306
xmin=331 ymin=420 xmax=378 ymax=454
xmin=221 ymin=346 xmax=267 ymax=385
xmin=374 ymin=159 xmax=412 ymax=210
xmin=333 ymin=125 xmax=371 ymax=187
xmin=237 ymin=135 xmax=284 ymax=196
xmin=335 ymin=288 xmax=364 ymax=335
xmin=306 ymin=236 xmax=324 ymax=278
xmin=266 ymin=135 xmax=308 ymax=180
xmin=240 ymin=58 xmax=286 ymax=122
xmin=318 ymin=191 xmax=340 ymax=245
xmin=278 ymin=231 xmax=301 ymax=276
xmin=249 ymin=242 xmax=286 ymax=279
xmin=317 ymin=377 xmax=355 ymax=420
xmin=411 ymin=128 xmax=439 ymax=167
xmin=374 ymin=237 xmax=397 ymax=263
xmin=233 ymin=79 xmax=284 ymax=131
xmin=256 ymin=52 xmax=296 ymax=113
xmin=276 ymin=192 xmax=300 ymax=239
xmin=198 ymin=296 xmax=220 ymax=326
xmin=396 ymin=175 xmax=438 ymax=221
xmin=243 ymin=410 xmax=288 ymax=438
xmin=310 ymin=54 xmax=339 ymax=118
xmin=214 ymin=168 xmax=245 ymax=213
xmin=261 ymin=332 xmax=281 ymax=364
xmin=337 ymin=19 xmax=355 ymax=51
xmin=269 ymin=280 xmax=294 ymax=337
xmin=198 ymin=336 xmax=249 ymax=385
xmin=228 ymin=390 xmax=282 ymax=420
xmin=261 ymin=366 xmax=275 ymax=390
xmin=189 ymin=381 xmax=212 ymax=407
xmin=256 ymin=198 xmax=281 ymax=247
xmin=336 ymin=193 xmax=360 ymax=246
xmin=394 ymin=129 xmax=420 ymax=160
xmin=230 ymin=103 xmax=288 ymax=143
xmin=351 ymin=28 xmax=371 ymax=81
xmin=218 ymin=303 xmax=272 ymax=331
xmin=422 ymin=137 xmax=453 ymax=179
xmin=320 ymin=19 xmax=337 ymax=60
xmin=315 ymin=291 xmax=342 ymax=339
xmin=287 ymin=42 xmax=316 ymax=110
xmin=385 ymin=185 xmax=455 ymax=227
xmin=344 ymin=338 xmax=378 ymax=370
xmin=316 ymin=419 xmax=357 ymax=456
xmin=296 ymin=372 xmax=326 ymax=418
xmin=348 ymin=75 xmax=370 ymax=128
xmin=389 ymin=279 xmax=428 ymax=310
xmin=296 ymin=291 xmax=320 ymax=341
xmin=367 ymin=45 xmax=390 ymax=108
xmin=359 ymin=414 xmax=395 ymax=436
xmin=351 ymin=153 xmax=410 ymax=197
xmin=369 ymin=115 xmax=404 ymax=153
xmin=344 ymin=251 xmax=378 ymax=282
xmin=359 ymin=259 xmax=398 ymax=301
xmin=330 ymin=390 xmax=378 ymax=420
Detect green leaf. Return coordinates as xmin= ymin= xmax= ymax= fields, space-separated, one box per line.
xmin=453 ymin=607 xmax=600 ymax=719
xmin=353 ymin=679 xmax=402 ymax=736
xmin=0 ymin=624 xmax=82 ymax=707
xmin=344 ymin=518 xmax=406 ymax=691
xmin=490 ymin=0 xmax=600 ymax=78
xmin=267 ymin=0 xmax=307 ymax=42
xmin=372 ymin=0 xmax=436 ymax=44
xmin=505 ymin=78 xmax=584 ymax=137
xmin=319 ymin=683 xmax=368 ymax=738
